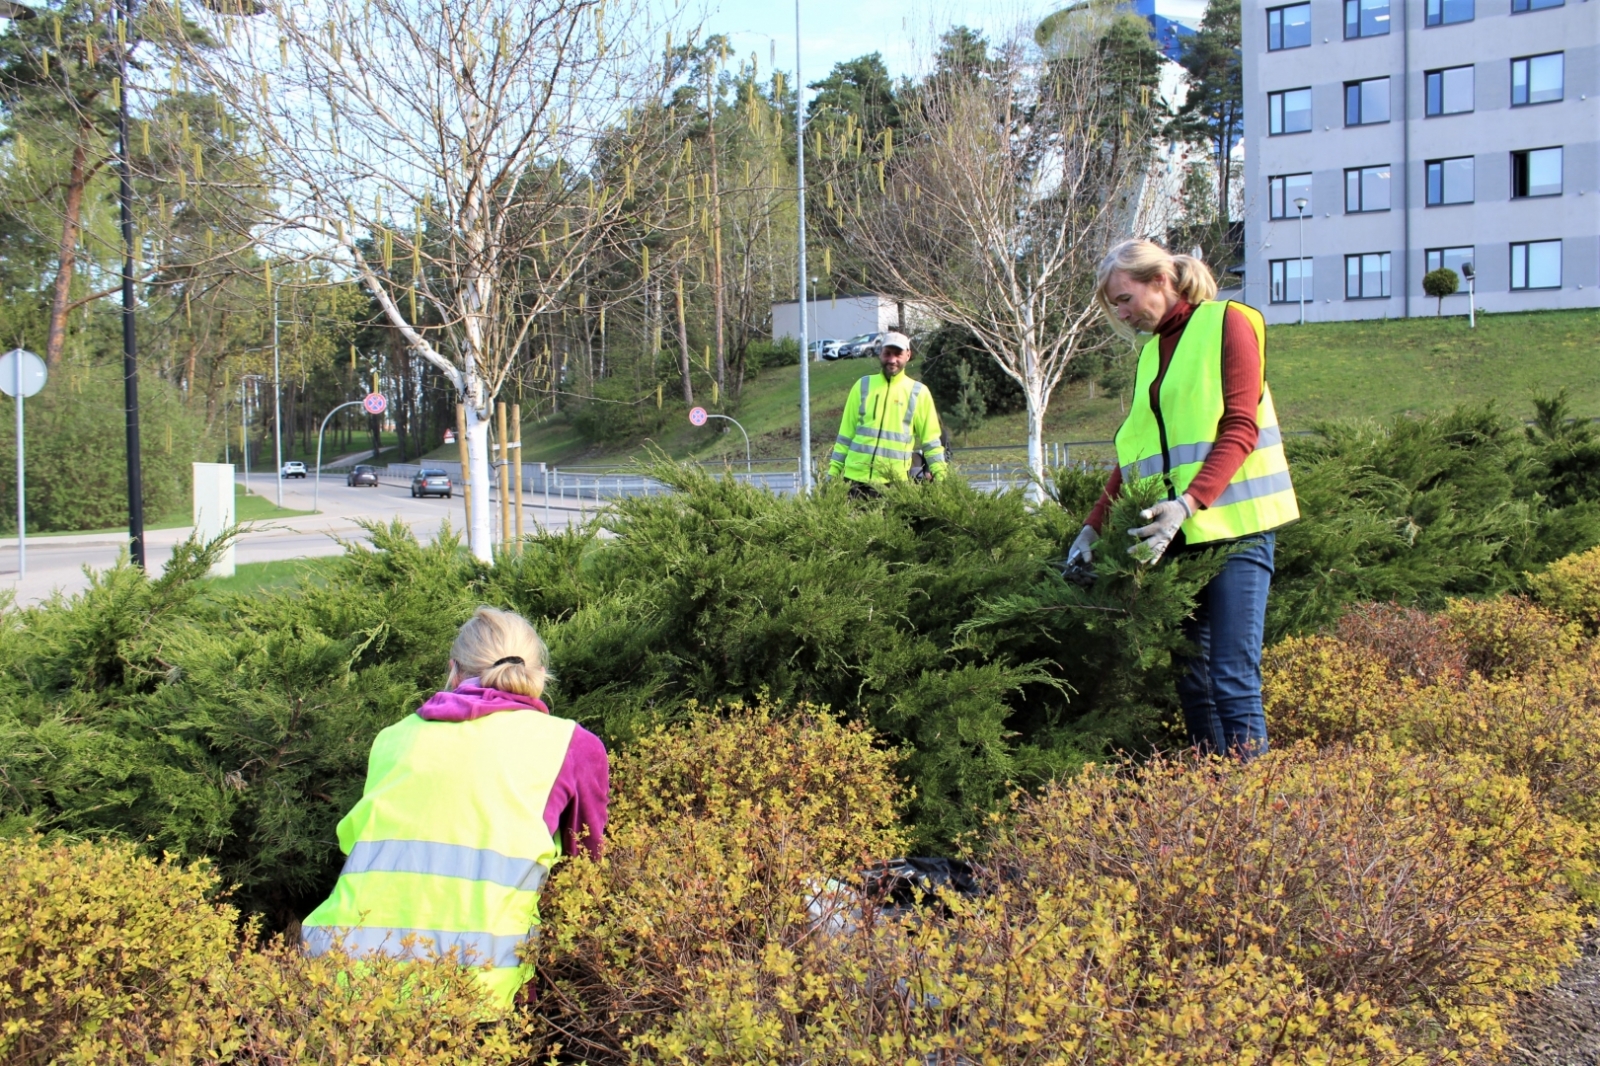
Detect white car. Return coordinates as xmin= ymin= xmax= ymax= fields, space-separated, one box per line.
xmin=280 ymin=461 xmax=308 ymax=479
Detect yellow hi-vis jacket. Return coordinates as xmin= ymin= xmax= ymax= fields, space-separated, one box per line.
xmin=300 ymin=710 xmax=576 ymax=1008
xmin=827 ymin=372 xmax=948 ymax=484
xmin=1113 ymin=300 xmax=1299 ymax=544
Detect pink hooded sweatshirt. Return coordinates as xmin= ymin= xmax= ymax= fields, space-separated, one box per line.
xmin=415 ymin=681 xmax=610 ymax=860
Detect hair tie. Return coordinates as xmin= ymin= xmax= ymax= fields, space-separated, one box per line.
xmin=492 ymin=655 xmax=525 ymax=668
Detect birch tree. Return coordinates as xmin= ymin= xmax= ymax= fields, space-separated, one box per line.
xmin=164 ymin=0 xmax=677 ymax=557
xmin=834 ymin=23 xmax=1158 ymax=494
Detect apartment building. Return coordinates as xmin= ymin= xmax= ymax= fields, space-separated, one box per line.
xmin=1241 ymin=0 xmax=1599 ymax=322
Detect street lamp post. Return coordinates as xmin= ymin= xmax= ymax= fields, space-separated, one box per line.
xmin=808 ymin=276 xmax=819 ymax=359
xmin=1294 ymin=197 xmax=1308 ymax=326
xmin=115 ymin=0 xmax=144 ymax=567
xmin=794 ymin=0 xmax=811 ymax=492
xmin=1461 ymin=261 xmax=1476 ymax=329
xmin=272 ymin=284 xmax=283 ymax=506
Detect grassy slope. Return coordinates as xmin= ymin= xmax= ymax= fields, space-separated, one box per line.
xmin=506 ymin=308 xmax=1600 ymax=468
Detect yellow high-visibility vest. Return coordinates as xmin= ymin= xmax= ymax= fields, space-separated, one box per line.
xmin=300 ymin=710 xmax=577 ymax=1008
xmin=1113 ymin=301 xmax=1298 ymax=544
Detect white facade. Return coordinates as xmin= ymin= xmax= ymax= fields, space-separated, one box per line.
xmin=771 ymin=294 xmax=904 ymax=345
xmin=1242 ymin=0 xmax=1599 ymax=323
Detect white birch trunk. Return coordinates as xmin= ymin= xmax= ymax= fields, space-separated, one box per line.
xmin=463 ymin=400 xmax=493 ymax=561
xmin=1023 ymin=384 xmax=1047 ymax=504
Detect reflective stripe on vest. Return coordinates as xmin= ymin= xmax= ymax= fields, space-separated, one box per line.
xmin=300 ymin=710 xmax=576 ymax=1009
xmin=343 ymin=839 xmax=550 ymax=893
xmin=1112 ymin=301 xmax=1299 ymax=544
xmin=302 ymin=925 xmax=533 ymax=969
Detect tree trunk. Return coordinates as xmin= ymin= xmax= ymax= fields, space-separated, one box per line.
xmin=44 ymin=135 xmax=94 ymax=369
xmin=1024 ymin=385 xmax=1046 ymax=504
xmin=464 ymin=398 xmax=492 ymax=561
xmin=675 ymin=272 xmax=695 ymax=404
xmin=707 ymin=75 xmax=727 ymax=395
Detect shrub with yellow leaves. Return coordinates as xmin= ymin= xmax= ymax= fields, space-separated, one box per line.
xmin=1263 ymin=633 xmax=1408 ymax=745
xmin=1531 ymin=543 xmax=1600 ymax=632
xmin=1443 ymin=596 xmax=1584 ymax=679
xmin=532 ymin=700 xmax=907 ymax=1062
xmin=0 ymin=836 xmax=530 ymax=1066
xmin=994 ymin=744 xmax=1589 ymax=1060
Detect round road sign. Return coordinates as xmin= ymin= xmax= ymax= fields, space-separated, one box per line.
xmin=0 ymin=349 xmax=47 ymax=399
xmin=362 ymin=392 xmax=388 ymax=415
xmin=688 ymin=406 xmax=707 ymax=427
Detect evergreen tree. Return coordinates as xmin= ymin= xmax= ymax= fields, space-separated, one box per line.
xmin=1168 ymin=0 xmax=1243 ymax=227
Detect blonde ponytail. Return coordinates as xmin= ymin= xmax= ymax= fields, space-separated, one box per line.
xmin=1095 ymin=239 xmax=1219 ymax=338
xmin=450 ymin=606 xmax=550 ymax=699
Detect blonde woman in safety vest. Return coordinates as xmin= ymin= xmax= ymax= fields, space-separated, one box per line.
xmin=301 ymin=607 xmax=608 ymax=1008
xmin=1068 ymin=240 xmax=1299 ymax=758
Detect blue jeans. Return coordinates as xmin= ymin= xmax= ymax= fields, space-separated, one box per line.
xmin=1175 ymin=532 xmax=1275 ymax=758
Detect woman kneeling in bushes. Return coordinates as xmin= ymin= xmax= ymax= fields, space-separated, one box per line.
xmin=300 ymin=606 xmax=609 ymax=1008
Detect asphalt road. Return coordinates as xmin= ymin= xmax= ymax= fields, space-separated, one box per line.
xmin=0 ymin=472 xmax=598 ymax=607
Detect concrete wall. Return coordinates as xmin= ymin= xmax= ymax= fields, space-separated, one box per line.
xmin=1242 ymin=0 xmax=1600 ymax=323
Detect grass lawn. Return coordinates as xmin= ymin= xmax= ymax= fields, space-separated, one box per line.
xmin=25 ymin=485 xmax=313 ymax=538
xmin=514 ymin=308 xmax=1600 ymax=468
xmin=204 ymin=556 xmax=340 ymax=595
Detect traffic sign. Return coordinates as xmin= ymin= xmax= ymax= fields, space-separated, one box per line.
xmin=363 ymin=391 xmax=388 ymax=415
xmin=0 ymin=349 xmax=46 ymax=399
xmin=689 ymin=406 xmax=707 ymax=426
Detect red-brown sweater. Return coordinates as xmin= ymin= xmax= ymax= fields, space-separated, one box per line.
xmin=1086 ymin=301 xmax=1262 ymax=534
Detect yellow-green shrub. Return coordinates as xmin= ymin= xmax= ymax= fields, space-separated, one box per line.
xmin=0 ymin=835 xmax=240 ymax=1065
xmin=1443 ymin=596 xmax=1583 ymax=678
xmin=540 ymin=709 xmax=1586 ymax=1065
xmin=1263 ymin=634 xmax=1409 ymax=745
xmin=994 ymin=744 xmax=1588 ymax=1059
xmin=533 ymin=701 xmax=907 ymax=1062
xmin=0 ymin=836 xmax=529 ymax=1065
xmin=1532 ymin=544 xmax=1600 ymax=631
xmin=1390 ymin=654 xmax=1600 ymax=830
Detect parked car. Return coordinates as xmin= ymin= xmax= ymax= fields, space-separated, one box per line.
xmin=280 ymin=460 xmax=307 ymax=479
xmin=811 ymin=339 xmax=844 ymax=361
xmin=410 ymin=468 xmax=453 ymax=498
xmin=840 ymin=332 xmax=882 ymax=359
xmin=347 ymin=464 xmax=380 ymax=487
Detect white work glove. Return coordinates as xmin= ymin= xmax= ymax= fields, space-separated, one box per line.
xmin=1127 ymin=497 xmax=1193 ymax=565
xmin=1066 ymin=525 xmax=1098 ymax=568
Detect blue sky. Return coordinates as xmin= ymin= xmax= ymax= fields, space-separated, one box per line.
xmin=693 ymin=0 xmax=1208 ymax=86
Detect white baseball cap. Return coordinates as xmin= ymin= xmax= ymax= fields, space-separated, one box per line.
xmin=881 ymin=331 xmax=912 ymax=351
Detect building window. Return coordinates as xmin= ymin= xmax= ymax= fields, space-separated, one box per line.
xmin=1344 ymin=165 xmax=1391 ymax=212
xmin=1425 ymin=66 xmax=1474 ymax=115
xmin=1510 ymin=240 xmax=1561 ymax=289
xmin=1426 ymin=0 xmax=1473 ymax=24
xmin=1426 ymin=247 xmax=1474 ymax=292
xmin=1268 ymin=3 xmax=1312 ymax=49
xmin=1269 ymin=173 xmax=1313 ymax=218
xmin=1269 ymin=88 xmax=1313 ymax=134
xmin=1271 ymin=259 xmax=1313 ymax=303
xmin=1426 ymin=157 xmax=1474 ymax=205
xmin=1512 ymin=147 xmax=1563 ymax=197
xmin=1344 ymin=0 xmax=1390 ymax=36
xmin=1345 ymin=252 xmax=1392 ymax=299
xmin=1511 ymin=53 xmax=1563 ymax=106
xmin=1345 ymin=78 xmax=1390 ymax=125
xmin=1512 ymin=0 xmax=1561 ymax=12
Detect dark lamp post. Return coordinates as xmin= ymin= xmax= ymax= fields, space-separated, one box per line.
xmin=1293 ymin=196 xmax=1309 ymax=326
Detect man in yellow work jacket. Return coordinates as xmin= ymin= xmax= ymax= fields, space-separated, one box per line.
xmin=827 ymin=331 xmax=948 ymax=491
